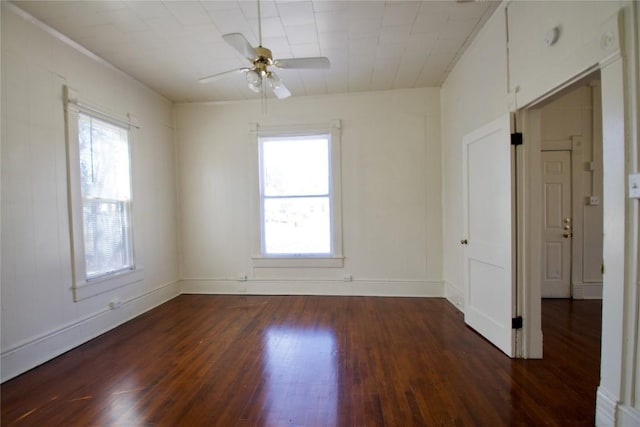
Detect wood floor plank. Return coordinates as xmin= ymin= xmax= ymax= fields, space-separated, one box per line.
xmin=1 ymin=296 xmax=601 ymax=426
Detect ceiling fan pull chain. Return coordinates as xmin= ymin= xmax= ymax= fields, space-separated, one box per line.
xmin=262 ymin=81 xmax=267 ymax=114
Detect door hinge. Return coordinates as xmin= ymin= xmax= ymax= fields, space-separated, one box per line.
xmin=512 ymin=316 xmax=523 ymax=329
xmin=511 ymin=132 xmax=523 ymax=146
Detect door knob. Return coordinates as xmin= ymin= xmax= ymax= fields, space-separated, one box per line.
xmin=563 ymin=217 xmax=572 ymax=223
xmin=563 ymin=224 xmax=571 ymax=230
xmin=563 ymin=232 xmax=572 ymax=238
xmin=460 ymin=239 xmax=468 ymax=245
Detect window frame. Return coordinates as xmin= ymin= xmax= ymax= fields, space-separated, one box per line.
xmin=250 ymin=120 xmax=343 ymax=268
xmin=64 ymin=86 xmax=143 ymax=301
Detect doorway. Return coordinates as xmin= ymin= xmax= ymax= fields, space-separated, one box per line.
xmin=530 ymin=78 xmax=604 ymax=300
xmin=517 ymin=71 xmax=605 ymax=359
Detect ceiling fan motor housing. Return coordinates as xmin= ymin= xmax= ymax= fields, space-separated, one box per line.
xmin=253 ymin=46 xmax=273 ymax=73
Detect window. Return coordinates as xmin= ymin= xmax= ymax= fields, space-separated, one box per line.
xmin=78 ymin=113 xmax=133 ymax=279
xmin=65 ymin=86 xmax=142 ymax=300
xmin=260 ymin=135 xmax=331 ymax=255
xmin=252 ymin=121 xmax=343 ymax=267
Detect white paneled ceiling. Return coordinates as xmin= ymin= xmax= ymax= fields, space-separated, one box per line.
xmin=10 ymin=0 xmax=499 ymax=103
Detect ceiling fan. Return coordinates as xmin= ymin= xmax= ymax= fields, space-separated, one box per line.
xmin=198 ymin=1 xmax=330 ymax=100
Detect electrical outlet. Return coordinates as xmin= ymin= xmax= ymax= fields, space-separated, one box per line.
xmin=238 ymin=274 xmax=248 ymax=282
xmin=629 ymin=173 xmax=640 ymax=198
xmin=343 ymin=275 xmax=353 ymax=282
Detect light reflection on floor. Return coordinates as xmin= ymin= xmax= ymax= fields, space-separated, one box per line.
xmin=108 ymin=376 xmax=142 ymax=425
xmin=263 ymin=326 xmax=337 ymax=426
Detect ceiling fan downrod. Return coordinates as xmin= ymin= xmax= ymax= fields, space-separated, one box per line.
xmin=257 ymin=0 xmax=263 ymax=47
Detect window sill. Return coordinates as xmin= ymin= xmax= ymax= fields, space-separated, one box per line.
xmin=73 ymin=267 xmax=144 ymax=301
xmin=252 ymin=256 xmax=344 ymax=268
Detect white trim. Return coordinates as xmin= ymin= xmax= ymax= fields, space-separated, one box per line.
xmin=249 ymin=119 xmax=341 ymax=136
xmin=180 ymin=278 xmax=443 ymax=298
xmin=572 ymin=282 xmax=603 ymax=300
xmin=618 ymin=405 xmax=640 ymax=427
xmin=0 ymin=280 xmax=181 ymax=382
xmin=66 ymin=87 xmax=139 ymax=130
xmin=443 ymin=281 xmax=464 ymax=312
xmin=73 ymin=267 xmax=145 ymax=301
xmin=519 ymin=65 xmax=602 ymax=111
xmin=252 ymin=256 xmax=344 ymax=268
xmin=519 ymin=108 xmax=544 ymax=359
xmin=620 ymin=2 xmax=640 ymax=413
xmin=596 ymin=386 xmax=618 ymax=427
xmin=570 ymin=136 xmax=586 ymax=294
xmin=600 ymin=53 xmax=627 ymax=407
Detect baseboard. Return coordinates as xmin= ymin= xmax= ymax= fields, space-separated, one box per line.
xmin=596 ymin=386 xmax=618 ymax=427
xmin=443 ymin=281 xmax=464 ymax=312
xmin=1 ymin=280 xmax=181 ymax=383
xmin=573 ymin=282 xmax=603 ymax=299
xmin=618 ymin=404 xmax=640 ymax=426
xmin=181 ymin=278 xmax=444 ymax=298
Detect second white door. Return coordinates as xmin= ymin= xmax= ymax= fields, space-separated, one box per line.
xmin=541 ymin=150 xmax=572 ymax=298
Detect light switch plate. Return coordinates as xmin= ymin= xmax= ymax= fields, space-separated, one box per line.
xmin=629 ymin=173 xmax=640 ymax=198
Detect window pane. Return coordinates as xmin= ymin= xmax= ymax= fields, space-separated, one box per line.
xmin=262 ymin=137 xmax=329 ymax=196
xmin=79 ymin=114 xmax=131 ymax=200
xmin=264 ymin=197 xmax=331 ymax=254
xmin=83 ymin=199 xmax=132 ymax=278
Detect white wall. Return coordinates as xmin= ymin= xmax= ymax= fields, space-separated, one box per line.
xmin=1 ymin=4 xmax=180 ymax=381
xmin=441 ymin=1 xmax=639 ymax=426
xmin=175 ymin=88 xmax=442 ymax=296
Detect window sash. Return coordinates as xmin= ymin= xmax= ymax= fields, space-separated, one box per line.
xmin=82 ymin=197 xmax=134 ymax=280
xmin=260 ymin=135 xmax=330 ymax=197
xmin=262 ymin=195 xmax=332 ymax=256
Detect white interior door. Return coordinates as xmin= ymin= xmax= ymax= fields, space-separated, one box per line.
xmin=541 ymin=150 xmax=572 ymax=298
xmin=462 ymin=114 xmax=516 ymax=357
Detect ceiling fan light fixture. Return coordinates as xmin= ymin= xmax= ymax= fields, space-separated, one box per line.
xmin=246 ymin=69 xmax=262 ymax=93
xmin=246 ymin=69 xmax=261 ymax=85
xmin=266 ymin=72 xmax=282 ymax=89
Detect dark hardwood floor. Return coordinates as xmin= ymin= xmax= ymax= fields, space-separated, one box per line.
xmin=1 ymin=296 xmax=601 ymax=426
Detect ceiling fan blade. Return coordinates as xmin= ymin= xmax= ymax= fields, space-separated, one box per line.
xmin=267 ymin=72 xmax=291 ymax=99
xmin=271 ymin=82 xmax=292 ymax=99
xmin=198 ymin=68 xmax=248 ymax=84
xmin=273 ymin=57 xmax=330 ymax=70
xmin=222 ymin=33 xmax=257 ymax=61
